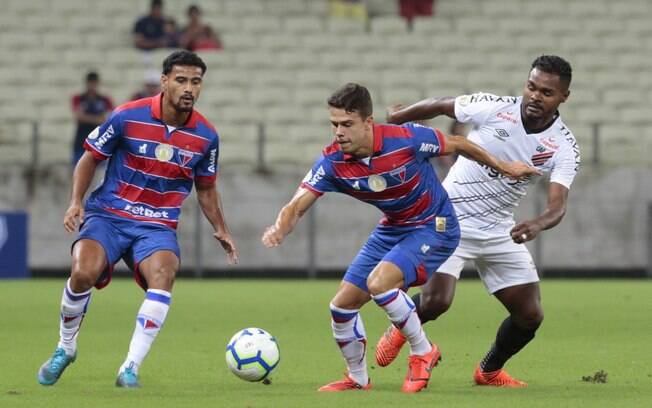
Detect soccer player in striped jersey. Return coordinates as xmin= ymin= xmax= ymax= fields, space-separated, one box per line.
xmin=37 ymin=51 xmax=238 ymax=388
xmin=261 ymin=83 xmax=538 ymax=393
xmin=375 ymin=55 xmax=580 ymax=387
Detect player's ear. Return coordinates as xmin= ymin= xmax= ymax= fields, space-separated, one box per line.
xmin=161 ymin=74 xmax=168 ymax=92
xmin=365 ymin=115 xmax=373 ymax=129
xmin=561 ymin=89 xmax=570 ymax=103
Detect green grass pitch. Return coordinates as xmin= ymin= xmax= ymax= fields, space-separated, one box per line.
xmin=1 ymin=278 xmax=651 ymax=407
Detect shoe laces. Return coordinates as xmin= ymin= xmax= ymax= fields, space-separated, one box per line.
xmin=50 ymin=349 xmax=69 ymax=372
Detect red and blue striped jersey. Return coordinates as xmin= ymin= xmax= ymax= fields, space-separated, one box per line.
xmin=83 ymin=93 xmax=219 ymax=229
xmin=301 ymin=123 xmax=456 ymax=227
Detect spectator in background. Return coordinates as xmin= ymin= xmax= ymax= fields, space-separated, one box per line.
xmin=130 ymin=70 xmax=161 ymax=101
xmin=399 ymin=0 xmax=435 ymax=24
xmin=180 ymin=5 xmax=222 ymax=52
xmin=163 ymin=18 xmax=181 ymax=48
xmin=329 ymin=0 xmax=368 ymax=22
xmin=133 ymin=0 xmax=167 ymax=50
xmin=71 ymin=72 xmax=113 ymax=165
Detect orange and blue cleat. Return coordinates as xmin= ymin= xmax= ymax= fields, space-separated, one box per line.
xmin=375 ymin=325 xmax=407 ymax=367
xmin=473 ymin=365 xmax=527 ymax=388
xmin=318 ymin=374 xmax=372 ymax=392
xmin=402 ymin=343 xmax=442 ymax=393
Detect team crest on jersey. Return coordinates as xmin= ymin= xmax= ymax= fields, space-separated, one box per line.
xmin=389 ymin=166 xmax=406 ymax=183
xmin=155 ymin=143 xmax=174 ymax=162
xmin=368 ymin=175 xmax=387 ymax=192
xmin=178 ymin=149 xmax=193 ymax=166
xmin=531 ymin=151 xmax=554 ymax=167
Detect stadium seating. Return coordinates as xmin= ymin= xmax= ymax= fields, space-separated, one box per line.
xmin=0 ymin=0 xmax=650 ymax=166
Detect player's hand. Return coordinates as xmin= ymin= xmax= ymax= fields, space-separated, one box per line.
xmin=213 ymin=230 xmax=239 ymax=265
xmin=63 ymin=202 xmax=84 ymax=233
xmin=511 ymin=220 xmax=542 ymax=243
xmin=499 ymin=160 xmax=542 ymax=181
xmin=385 ymin=104 xmax=405 ymax=124
xmin=262 ymin=225 xmax=285 ymax=248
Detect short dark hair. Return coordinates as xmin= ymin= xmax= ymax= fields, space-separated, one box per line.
xmin=86 ymin=71 xmax=99 ymax=82
xmin=187 ymin=4 xmax=200 ymax=15
xmin=531 ymin=55 xmax=572 ymax=88
xmin=327 ymin=83 xmax=373 ymax=119
xmin=162 ymin=50 xmax=207 ymax=75
xmin=151 ymin=0 xmax=163 ymax=9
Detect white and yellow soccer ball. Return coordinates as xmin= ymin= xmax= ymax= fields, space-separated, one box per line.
xmin=225 ymin=328 xmax=280 ymax=382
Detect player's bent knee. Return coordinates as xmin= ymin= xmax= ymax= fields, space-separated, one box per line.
xmin=420 ymin=291 xmax=452 ymax=319
xmin=514 ymin=308 xmax=544 ymax=330
xmin=70 ymin=260 xmax=102 ymax=292
xmin=146 ymin=265 xmax=178 ymax=290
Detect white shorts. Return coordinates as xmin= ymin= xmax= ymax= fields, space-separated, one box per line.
xmin=437 ymin=235 xmax=539 ymax=294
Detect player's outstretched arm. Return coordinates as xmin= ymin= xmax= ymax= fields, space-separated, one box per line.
xmin=262 ymin=187 xmax=319 ymax=248
xmin=386 ymin=96 xmax=456 ymax=125
xmin=443 ymin=135 xmax=542 ymax=181
xmin=511 ymin=182 xmax=569 ymax=243
xmin=63 ymin=151 xmax=100 ymax=233
xmin=196 ymin=183 xmax=239 ymax=264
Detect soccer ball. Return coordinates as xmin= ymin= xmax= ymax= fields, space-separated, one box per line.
xmin=225 ymin=328 xmax=280 ymax=382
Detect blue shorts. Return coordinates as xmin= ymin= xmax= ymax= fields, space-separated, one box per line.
xmin=73 ymin=212 xmax=180 ymax=290
xmin=344 ymin=222 xmax=460 ymax=292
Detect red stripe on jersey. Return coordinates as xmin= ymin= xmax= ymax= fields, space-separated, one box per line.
xmin=124 ymin=121 xmax=165 ymax=143
xmin=382 ymin=192 xmax=432 ymax=224
xmin=173 ymin=130 xmax=210 ymax=154
xmin=117 ymin=182 xmax=185 ymax=208
xmin=331 ymin=148 xmax=414 ymax=179
xmin=125 ymin=153 xmax=192 ymax=180
xmin=347 ymin=173 xmax=420 ymax=200
xmin=322 ymin=141 xmax=341 ymax=156
xmin=379 ymin=124 xmax=411 ymax=138
xmin=105 ymin=208 xmax=178 ymax=229
xmin=300 ymin=182 xmax=325 ymax=197
xmin=83 ymin=140 xmax=110 ymax=160
xmin=434 ymin=128 xmax=446 ymax=154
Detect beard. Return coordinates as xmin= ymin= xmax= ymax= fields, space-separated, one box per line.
xmin=174 ymin=96 xmax=195 ymax=112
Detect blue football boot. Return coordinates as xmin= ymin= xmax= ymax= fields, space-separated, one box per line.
xmin=115 ymin=364 xmax=141 ymax=388
xmin=38 ymin=348 xmax=76 ymax=385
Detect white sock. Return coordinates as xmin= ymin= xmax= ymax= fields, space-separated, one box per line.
xmin=58 ymin=278 xmax=92 ymax=357
xmin=119 ymin=289 xmax=171 ymax=375
xmin=329 ymin=303 xmax=368 ymax=385
xmin=373 ymin=289 xmax=431 ymax=356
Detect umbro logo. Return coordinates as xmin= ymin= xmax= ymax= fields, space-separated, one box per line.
xmin=493 ymin=129 xmax=510 ymax=141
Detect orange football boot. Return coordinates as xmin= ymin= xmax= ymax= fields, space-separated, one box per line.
xmin=473 ymin=365 xmax=527 ymax=387
xmin=318 ymin=374 xmax=372 ymax=392
xmin=401 ymin=343 xmax=442 ymax=393
xmin=375 ymin=326 xmax=407 ymax=367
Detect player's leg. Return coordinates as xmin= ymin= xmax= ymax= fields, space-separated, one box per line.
xmin=368 ymin=227 xmax=458 ymax=392
xmin=376 ymin=239 xmax=471 ymax=367
xmin=39 ymin=215 xmax=119 ymax=386
xmin=117 ymin=247 xmax=179 ymax=388
xmin=318 ymin=281 xmax=372 ymax=391
xmin=474 ymin=238 xmax=540 ymax=387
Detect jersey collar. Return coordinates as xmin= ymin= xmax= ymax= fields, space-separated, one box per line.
xmin=151 ymin=92 xmax=199 ymax=129
xmin=341 ymin=124 xmax=383 ymax=161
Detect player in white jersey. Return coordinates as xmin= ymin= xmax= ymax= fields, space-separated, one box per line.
xmin=374 ymin=55 xmax=580 ymax=387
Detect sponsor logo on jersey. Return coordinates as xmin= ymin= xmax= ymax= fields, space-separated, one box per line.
xmin=420 ymin=244 xmax=430 ymax=254
xmin=458 ymin=94 xmax=471 ymax=106
xmin=179 ymin=149 xmax=193 ymax=166
xmin=94 ymin=125 xmax=115 ymax=149
xmin=139 ymin=144 xmax=147 ymax=154
xmin=389 ymin=166 xmax=407 ymax=183
xmin=493 ymin=129 xmax=510 ymax=141
xmin=307 ymin=166 xmax=325 ymax=186
xmin=419 ymin=142 xmax=440 ymax=154
xmin=124 ymin=204 xmax=170 ymax=219
xmin=155 ymin=143 xmax=174 ymax=162
xmin=469 ymin=94 xmax=518 ymax=104
xmin=541 ymin=136 xmax=559 ymax=150
xmin=368 ymin=174 xmax=387 ymax=192
xmin=497 ymin=112 xmax=517 ymax=124
xmin=87 ymin=126 xmax=100 ymax=140
xmin=207 ymin=148 xmax=217 ymax=173
xmin=435 ymin=217 xmax=447 ymax=232
xmin=352 ymin=180 xmax=360 ymax=190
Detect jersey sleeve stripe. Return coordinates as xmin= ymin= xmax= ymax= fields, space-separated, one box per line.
xmin=83 ymin=140 xmax=110 ymax=160
xmin=434 ymin=128 xmax=446 ymax=154
xmin=194 ymin=175 xmax=216 ymax=186
xmin=300 ymin=182 xmax=324 ymax=196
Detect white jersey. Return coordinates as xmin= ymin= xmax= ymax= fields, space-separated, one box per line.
xmin=444 ymin=92 xmax=580 ymax=239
